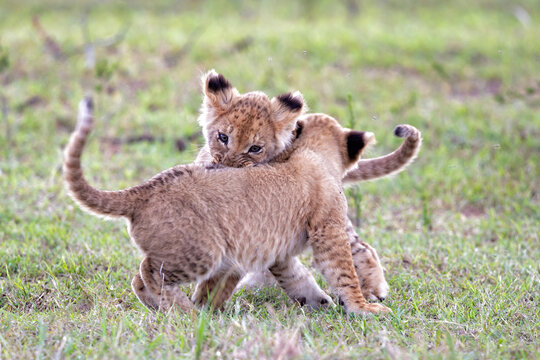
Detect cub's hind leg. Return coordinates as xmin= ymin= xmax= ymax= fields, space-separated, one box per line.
xmin=345 ymin=218 xmax=389 ymax=301
xmin=192 ymin=268 xmax=243 ymax=310
xmin=309 ymin=223 xmax=390 ymax=315
xmin=131 ymin=272 xmax=159 ymax=310
xmin=138 ymin=257 xmax=195 ymax=312
xmin=269 ymin=257 xmax=333 ymax=309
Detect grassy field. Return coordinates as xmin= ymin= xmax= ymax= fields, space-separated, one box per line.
xmin=1 ymin=0 xmax=539 ymax=358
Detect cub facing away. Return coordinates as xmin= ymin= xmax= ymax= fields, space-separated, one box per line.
xmin=195 ymin=70 xmax=421 ymax=305
xmin=63 ymin=97 xmax=390 ymax=315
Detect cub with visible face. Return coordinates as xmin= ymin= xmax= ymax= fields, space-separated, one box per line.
xmin=196 ymin=71 xmax=306 ymax=167
xmin=194 ymin=70 xmax=421 ymax=308
xmin=64 ymin=97 xmax=390 ymax=315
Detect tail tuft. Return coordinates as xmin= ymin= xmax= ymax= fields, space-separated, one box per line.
xmin=344 ymin=124 xmax=422 ymax=183
xmin=84 ymin=96 xmax=93 ymax=111
xmin=77 ymin=96 xmax=94 ymax=130
xmin=394 ymin=125 xmax=406 ymax=138
xmin=394 ymin=124 xmax=419 ymax=139
xmin=64 ymin=96 xmax=133 ymax=218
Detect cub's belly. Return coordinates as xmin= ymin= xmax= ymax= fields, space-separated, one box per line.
xmin=231 ymin=230 xmax=309 ymax=272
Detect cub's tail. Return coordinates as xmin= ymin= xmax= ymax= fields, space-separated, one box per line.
xmin=63 ymin=98 xmax=134 ymax=218
xmin=343 ymin=124 xmax=421 ymax=183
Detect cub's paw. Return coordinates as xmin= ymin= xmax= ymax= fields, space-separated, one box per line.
xmin=356 ymin=303 xmax=391 ymax=315
xmin=352 ymin=241 xmax=389 ymax=302
xmin=159 ymin=285 xmax=196 ymax=314
xmin=364 ymin=302 xmax=391 ymax=314
xmin=346 ymin=302 xmax=391 ymax=316
xmin=294 ymin=292 xmax=335 ymax=310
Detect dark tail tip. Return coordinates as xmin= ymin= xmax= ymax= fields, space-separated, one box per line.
xmin=394 ymin=125 xmax=406 ymax=138
xmin=83 ymin=96 xmax=93 ymax=112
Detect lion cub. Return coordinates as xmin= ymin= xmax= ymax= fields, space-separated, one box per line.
xmin=197 ymin=70 xmax=421 ymax=176
xmin=194 ymin=70 xmax=421 ymax=306
xmin=64 ymin=97 xmax=390 ymax=315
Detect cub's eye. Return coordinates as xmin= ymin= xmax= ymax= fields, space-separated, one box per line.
xmin=217 ymin=132 xmax=228 ymax=144
xmin=248 ymin=145 xmax=262 ymax=153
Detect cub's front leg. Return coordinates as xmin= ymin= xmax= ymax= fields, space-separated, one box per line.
xmin=345 ymin=217 xmax=389 ymax=301
xmin=309 ymin=224 xmax=390 ymax=315
xmin=269 ymin=257 xmax=334 ymax=309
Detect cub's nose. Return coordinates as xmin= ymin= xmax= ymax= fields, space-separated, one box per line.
xmin=377 ymin=296 xmax=386 ymax=302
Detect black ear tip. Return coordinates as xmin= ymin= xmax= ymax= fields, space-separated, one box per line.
xmin=276 ymin=92 xmax=303 ymax=111
xmin=207 ymin=73 xmax=232 ymax=92
xmin=347 ymin=131 xmax=366 ymax=160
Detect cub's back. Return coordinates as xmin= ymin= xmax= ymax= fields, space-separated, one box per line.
xmin=128 ymin=154 xmax=326 ymax=254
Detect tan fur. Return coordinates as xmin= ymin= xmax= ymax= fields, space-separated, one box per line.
xmin=64 ymin=97 xmax=390 ymax=315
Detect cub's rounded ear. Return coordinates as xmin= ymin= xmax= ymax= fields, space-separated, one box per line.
xmin=346 ymin=131 xmax=375 ymax=161
xmin=202 ymin=69 xmax=237 ymax=111
xmin=271 ymin=91 xmax=306 ymax=123
xmin=271 ymin=91 xmax=307 ymax=147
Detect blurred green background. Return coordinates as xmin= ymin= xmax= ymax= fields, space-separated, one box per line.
xmin=0 ymin=1 xmax=538 ymax=358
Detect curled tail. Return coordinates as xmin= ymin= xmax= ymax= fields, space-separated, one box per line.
xmin=63 ymin=98 xmax=134 ymax=218
xmin=343 ymin=124 xmax=421 ymax=183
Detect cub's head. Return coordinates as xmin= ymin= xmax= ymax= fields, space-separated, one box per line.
xmin=199 ymin=70 xmax=306 ymax=167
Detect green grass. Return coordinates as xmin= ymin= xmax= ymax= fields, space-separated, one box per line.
xmin=1 ymin=0 xmax=539 ymax=358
